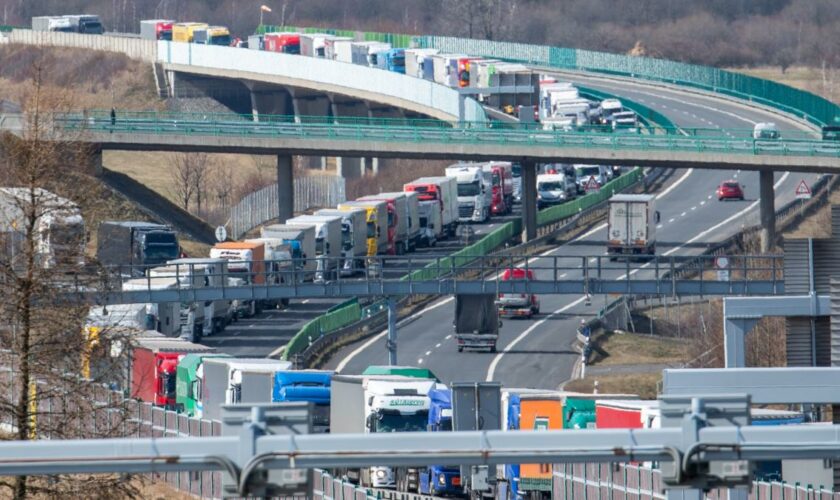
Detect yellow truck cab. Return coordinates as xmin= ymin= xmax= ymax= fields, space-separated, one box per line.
xmin=172 ymin=22 xmax=208 ymax=43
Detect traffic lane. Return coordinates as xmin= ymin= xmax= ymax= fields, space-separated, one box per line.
xmin=204 ymin=298 xmax=342 ymax=357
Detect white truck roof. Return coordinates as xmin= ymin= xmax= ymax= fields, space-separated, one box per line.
xmin=122 ymin=276 xmax=178 ymax=290
xmin=610 ymin=194 xmax=655 ymax=203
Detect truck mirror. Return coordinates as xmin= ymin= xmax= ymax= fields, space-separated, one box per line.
xmin=655 ymin=211 xmax=661 ymax=223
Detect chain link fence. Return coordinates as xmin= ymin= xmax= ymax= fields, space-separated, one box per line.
xmin=230 ymin=176 xmax=346 ymax=239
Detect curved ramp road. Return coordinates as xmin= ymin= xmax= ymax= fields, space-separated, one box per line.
xmin=327 ymin=77 xmax=822 ymax=388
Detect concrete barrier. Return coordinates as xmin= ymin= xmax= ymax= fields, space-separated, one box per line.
xmin=8 ymin=30 xmax=156 ymax=62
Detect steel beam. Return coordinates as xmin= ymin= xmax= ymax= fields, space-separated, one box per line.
xmin=759 ymin=169 xmax=775 ymax=252
xmin=662 ymin=368 xmax=840 ymax=404
xmin=521 ymin=160 xmax=538 ymax=242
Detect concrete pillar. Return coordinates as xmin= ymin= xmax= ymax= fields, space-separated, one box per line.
xmin=277 ymin=155 xmax=293 ymax=223
xmin=759 ymin=169 xmax=775 ymax=252
xmin=521 ymin=160 xmax=538 ymax=242
xmin=249 ymin=89 xmax=293 ymax=121
xmin=89 ymin=149 xmax=103 ymax=176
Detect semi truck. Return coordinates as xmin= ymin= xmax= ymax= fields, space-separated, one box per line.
xmin=147 ymin=264 xmax=209 ymax=342
xmin=496 ymin=268 xmax=540 ymax=319
xmin=350 ymin=41 xmax=391 ymax=67
xmin=452 ymin=382 xmax=502 ymax=499
xmin=130 ymin=338 xmax=215 ymax=409
xmin=32 ymin=16 xmax=74 ymax=32
xmin=417 ymin=388 xmax=464 ymax=496
xmin=264 ymin=32 xmax=300 ymax=53
xmin=300 ymin=33 xmax=334 ymax=57
xmin=417 ymin=200 xmax=442 ymax=247
xmin=404 ymin=48 xmax=439 ymax=80
xmin=606 ymin=194 xmax=658 ymax=259
xmin=172 ymin=22 xmax=208 ymax=43
xmin=63 ymin=15 xmax=104 ymax=34
xmin=96 ymin=221 xmax=179 ymax=276
xmin=272 ymin=370 xmax=333 ymax=433
xmin=285 ymin=215 xmax=343 ymax=281
xmin=315 ymin=207 xmax=368 ymax=276
xmin=337 ymin=200 xmax=388 ymax=256
xmin=140 ymin=19 xmax=174 ymax=40
xmin=193 ymin=26 xmax=231 ymax=45
xmin=261 ymin=224 xmax=317 ymax=280
xmin=324 ymin=37 xmax=354 ymax=62
xmin=358 ymin=193 xmax=410 ymax=255
xmin=209 ymin=240 xmax=268 ymax=317
xmin=454 ymin=294 xmax=500 ymax=353
xmin=167 ymin=257 xmax=232 ymax=334
xmin=120 ymin=277 xmax=180 ymax=336
xmin=198 ymin=358 xmax=293 ymax=420
xmin=481 ymin=162 xmax=514 ymax=215
xmin=331 ymin=374 xmax=435 ymax=488
xmin=379 ymin=48 xmax=406 ymax=73
xmin=175 ymin=352 xmax=231 ymax=416
xmin=404 ymin=176 xmax=458 ymax=237
xmin=0 ymin=187 xmax=85 ymax=270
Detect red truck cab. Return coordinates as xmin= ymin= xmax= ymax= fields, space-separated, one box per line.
xmin=457 ymin=57 xmax=476 ymax=87
xmin=264 ymin=32 xmax=301 ymax=54
xmin=497 ymin=268 xmax=540 ymax=318
xmin=131 ymin=339 xmax=214 ymax=409
xmin=483 ymin=162 xmax=514 ymax=215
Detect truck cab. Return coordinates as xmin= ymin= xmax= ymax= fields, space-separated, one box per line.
xmin=194 ymin=25 xmax=231 ymax=45
xmin=382 ymin=48 xmax=406 ymax=73
xmin=172 ymin=22 xmax=208 ymax=43
xmin=167 ymin=257 xmax=232 ymax=334
xmin=445 ymin=164 xmax=492 ymax=223
xmin=418 ymin=388 xmax=463 ymax=496
xmin=286 ymin=215 xmax=343 ymax=280
xmin=417 ymin=200 xmax=442 ymax=247
xmin=264 ymin=32 xmax=301 ymax=53
xmin=261 ymin=223 xmax=318 ymax=280
xmin=358 ymin=193 xmax=417 ymax=255
xmin=338 ymin=201 xmax=388 ymax=256
xmin=497 ymin=268 xmax=540 ymax=318
xmin=315 ymin=208 xmax=368 ymax=276
xmin=272 ymin=370 xmax=333 ymax=433
xmin=482 ymin=162 xmax=514 ymax=216
xmin=175 ymin=353 xmax=231 ymax=416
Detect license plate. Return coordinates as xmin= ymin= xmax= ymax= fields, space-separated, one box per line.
xmin=452 ymin=477 xmax=461 ymax=486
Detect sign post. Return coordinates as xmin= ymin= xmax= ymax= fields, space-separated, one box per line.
xmin=214 ymin=225 xmax=227 ymax=242
xmin=715 ymin=256 xmax=730 ymax=282
xmin=795 ymin=179 xmax=812 ymax=200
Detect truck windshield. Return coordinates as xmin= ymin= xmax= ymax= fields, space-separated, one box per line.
xmin=457 ymin=181 xmax=481 ymax=197
xmin=367 ymin=221 xmax=376 ymax=239
xmin=538 ymin=182 xmax=563 ymax=191
xmin=315 ymin=237 xmax=325 ymax=255
xmin=492 ymin=172 xmax=501 ymax=186
xmin=374 ymin=411 xmax=429 ymax=433
xmin=145 ymin=244 xmax=179 ymax=262
xmin=49 ymin=223 xmax=83 ymax=247
xmin=577 ymin=167 xmax=600 ymax=177
xmin=162 ymin=373 xmax=176 ymax=401
xmin=210 ymin=35 xmax=231 ymax=46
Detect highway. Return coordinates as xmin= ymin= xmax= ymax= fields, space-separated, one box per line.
xmin=325 ymin=75 xmax=823 ymax=389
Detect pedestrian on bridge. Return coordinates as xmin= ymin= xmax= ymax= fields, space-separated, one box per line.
xmin=110 ymin=107 xmax=116 ymax=128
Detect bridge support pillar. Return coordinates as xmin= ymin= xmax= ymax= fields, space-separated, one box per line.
xmin=759 ymin=169 xmax=775 ymax=252
xmin=387 ymin=297 xmax=397 ymax=365
xmin=277 ymin=155 xmax=293 ymax=223
xmin=521 ymin=160 xmax=538 ymax=242
xmin=89 ymin=148 xmax=103 ymax=176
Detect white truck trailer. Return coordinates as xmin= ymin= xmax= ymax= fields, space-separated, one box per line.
xmin=403 ymin=176 xmax=458 ymax=238
xmin=198 ymin=358 xmax=293 ymax=420
xmin=261 ymin=224 xmax=317 ymax=280
xmin=121 ymin=277 xmax=180 ymax=336
xmin=167 ymin=258 xmax=232 ymax=334
xmin=606 ymin=194 xmax=658 ymax=259
xmin=285 ymin=215 xmax=343 ymax=281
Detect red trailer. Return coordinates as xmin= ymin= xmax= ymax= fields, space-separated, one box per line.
xmin=264 ymin=32 xmax=301 ymax=54
xmin=482 ymin=162 xmax=514 ymax=215
xmin=130 ymin=338 xmax=215 ymax=408
xmin=595 ymin=399 xmax=660 ymax=429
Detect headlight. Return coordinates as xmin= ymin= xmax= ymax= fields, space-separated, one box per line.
xmin=473 ymin=209 xmax=481 ymax=216
xmin=376 ymin=469 xmax=386 ymax=478
xmin=438 ymin=473 xmax=446 ymax=485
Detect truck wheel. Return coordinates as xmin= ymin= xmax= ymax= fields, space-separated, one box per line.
xmin=490 ymin=343 xmax=497 ymax=353
xmin=458 ymin=346 xmax=464 ymax=353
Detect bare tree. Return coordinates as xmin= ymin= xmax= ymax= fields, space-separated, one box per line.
xmin=169 ymin=152 xmax=197 ymax=211
xmin=0 ymin=45 xmax=139 ymax=499
xmin=210 ymin=161 xmax=236 ymax=213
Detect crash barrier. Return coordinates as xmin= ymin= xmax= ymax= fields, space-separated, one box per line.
xmin=7 ymin=29 xmax=156 ymax=62
xmin=268 ymin=25 xmax=838 ymax=127
xmin=229 ymin=175 xmax=346 ymax=239
xmin=281 ymin=168 xmax=644 ymax=361
xmin=553 ymin=462 xmax=840 ymax=500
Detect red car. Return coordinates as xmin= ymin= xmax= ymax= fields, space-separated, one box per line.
xmin=497 ymin=268 xmax=540 ymax=318
xmin=717 ymin=180 xmax=745 ymax=201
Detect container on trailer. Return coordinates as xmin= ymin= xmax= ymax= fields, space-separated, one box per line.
xmin=167 ymin=257 xmax=232 ymax=334
xmin=140 ymin=19 xmax=174 ymax=40
xmin=199 ymin=358 xmax=293 ymax=421
xmin=595 ymin=399 xmax=660 ymax=429
xmin=285 ymin=215 xmax=342 ymax=280
xmin=300 ymin=33 xmax=334 ymax=57
xmin=417 ymin=200 xmax=442 ymax=247
xmin=175 ymin=352 xmax=231 ymax=416
xmin=261 ymin=224 xmax=317 ymax=279
xmin=405 ymin=48 xmax=439 ymax=79
xmin=324 ymin=37 xmax=354 ymax=62
xmin=172 ymin=22 xmax=207 ymax=43
xmin=315 ymin=208 xmax=368 ymax=276
xmin=350 ymin=41 xmax=392 ymax=67
xmin=247 ymin=34 xmax=264 ymax=50
xmin=273 ymin=370 xmax=333 ymax=433
xmin=263 ymin=32 xmax=300 ymax=53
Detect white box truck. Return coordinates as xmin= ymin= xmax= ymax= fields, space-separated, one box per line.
xmin=606 ymin=194 xmax=657 ymax=259
xmin=167 ymin=258 xmax=232 ymax=334
xmin=198 ymin=358 xmax=293 ymax=420
xmin=121 ymin=277 xmax=180 ymax=337
xmin=286 ymin=214 xmax=343 ymax=281
xmin=324 ymin=36 xmax=354 ymax=62
xmin=445 ymin=164 xmax=493 ymax=223
xmin=300 ymin=33 xmax=334 ymax=57
xmin=404 ymin=48 xmax=439 ymax=79
xmin=403 ymin=176 xmax=458 ymax=238
xmin=147 ymin=265 xmax=208 ymax=342
xmin=417 ymin=200 xmax=442 ymax=247
xmin=261 ymin=224 xmax=317 ymax=280
xmin=315 ymin=208 xmax=368 ymax=276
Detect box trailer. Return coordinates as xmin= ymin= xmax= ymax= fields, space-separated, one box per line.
xmin=338 ymin=200 xmax=389 ymax=255
xmin=607 ymin=194 xmax=657 ymax=258
xmin=404 ymin=176 xmax=458 ymax=238
xmin=285 ymin=215 xmax=343 ymax=280
xmin=199 ymin=358 xmax=293 ymax=420
xmin=315 ymin=208 xmax=367 ymax=276
xmin=261 ymin=224 xmax=317 ymax=279
xmin=130 ymin=338 xmax=215 ymax=408
xmin=140 ymin=19 xmax=174 ymax=40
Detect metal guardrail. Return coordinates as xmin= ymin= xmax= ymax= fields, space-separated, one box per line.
xmin=52 ymin=113 xmax=840 ymax=159
xmin=84 ymin=253 xmax=784 ymax=305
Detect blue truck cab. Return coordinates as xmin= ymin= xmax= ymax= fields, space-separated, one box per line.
xmin=383 ymin=48 xmax=406 ymax=74
xmin=272 ymin=370 xmax=332 ymax=433
xmin=503 ymin=392 xmax=524 ymax=498
xmin=418 ymin=388 xmax=463 ymax=496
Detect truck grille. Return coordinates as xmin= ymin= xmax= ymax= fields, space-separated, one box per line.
xmin=459 ymin=204 xmax=474 ymax=218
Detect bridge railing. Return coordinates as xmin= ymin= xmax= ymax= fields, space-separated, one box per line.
xmin=7 ymin=29 xmax=156 ymax=61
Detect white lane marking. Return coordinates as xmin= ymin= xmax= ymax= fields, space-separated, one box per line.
xmin=445 ymin=334 xmax=452 ymax=340
xmin=656 ymin=224 xmax=663 ymax=229
xmin=733 ymin=174 xmax=738 ymax=178
xmin=335 ymin=296 xmax=455 ymax=372
xmin=655 ymin=168 xmax=693 ymax=199
xmin=418 ymin=358 xmax=424 ymax=364
xmin=559 ymin=273 xmax=567 ymax=278
xmin=425 ymin=350 xmax=432 ymax=356
xmin=708 ymin=195 xmax=712 ymax=199
xmin=668 ymin=218 xmax=675 ymax=223
xmin=486 ymin=296 xmax=587 ymax=381
xmin=691 ymin=206 xmax=696 ymax=211
xmin=435 ymin=343 xmax=441 ymax=348
xmin=700 ymin=201 xmax=706 ymax=206
xmin=680 ymin=212 xmax=686 ymax=217
xmin=302 ymin=299 xmax=310 ymax=304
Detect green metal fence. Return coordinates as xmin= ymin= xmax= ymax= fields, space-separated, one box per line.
xmin=258 ymin=25 xmax=839 ymax=128
xmin=537 ymin=167 xmax=642 ymax=226
xmin=282 ymin=298 xmax=361 ymax=360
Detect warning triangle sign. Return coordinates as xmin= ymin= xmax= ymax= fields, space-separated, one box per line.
xmin=795 ymin=179 xmax=811 ymax=199
xmin=584 ymin=175 xmax=601 ymax=192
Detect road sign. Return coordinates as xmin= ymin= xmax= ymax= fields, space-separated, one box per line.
xmin=715 ymin=256 xmax=729 ymax=269
xmin=795 ymin=179 xmax=812 ymax=200
xmin=584 ymin=176 xmax=600 ymax=193
xmin=214 ymin=225 xmax=227 ymax=242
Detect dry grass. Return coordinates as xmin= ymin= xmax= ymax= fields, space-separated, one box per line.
xmin=564 ymin=373 xmax=660 ymax=399
xmin=730 ymin=66 xmax=840 ymax=104
xmin=589 ymin=331 xmax=690 ymax=366
xmin=783 ymin=189 xmax=840 ymax=239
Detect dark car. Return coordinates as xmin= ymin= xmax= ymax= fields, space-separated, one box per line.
xmin=717 ymin=180 xmax=745 ymax=201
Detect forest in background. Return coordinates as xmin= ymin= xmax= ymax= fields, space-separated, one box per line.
xmin=1 ymin=0 xmax=839 ymax=70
